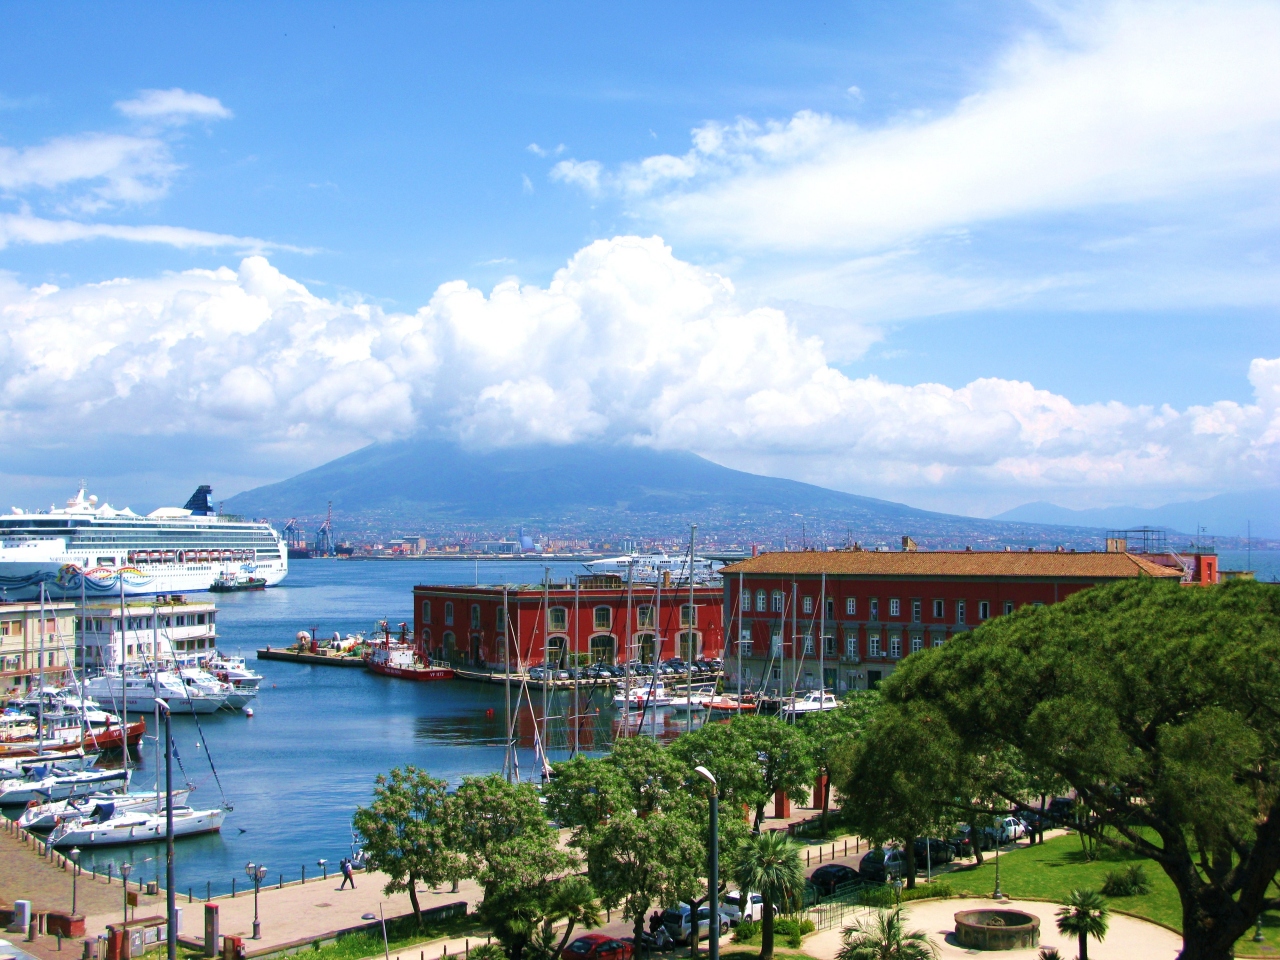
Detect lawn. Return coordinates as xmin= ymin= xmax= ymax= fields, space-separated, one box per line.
xmin=945 ymin=834 xmax=1280 ymax=958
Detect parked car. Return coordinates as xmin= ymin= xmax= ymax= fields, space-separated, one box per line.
xmin=808 ymin=863 xmax=859 ymax=895
xmin=564 ymin=935 xmax=633 ymax=960
xmin=993 ymin=816 xmax=1025 ymax=843
xmin=858 ymin=847 xmax=917 ymax=883
xmin=1047 ymin=796 xmax=1076 ymax=824
xmin=661 ymin=905 xmax=730 ymax=943
xmin=912 ymin=837 xmax=954 ymax=865
xmin=720 ymin=890 xmax=765 ymax=925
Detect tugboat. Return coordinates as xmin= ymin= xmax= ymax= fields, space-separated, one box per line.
xmin=364 ymin=621 xmax=454 ymax=681
xmin=209 ymin=573 xmax=268 ymax=592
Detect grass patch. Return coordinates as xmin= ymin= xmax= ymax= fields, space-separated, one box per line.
xmin=285 ymin=912 xmax=486 ymax=960
xmin=945 ymin=834 xmax=1280 ymax=957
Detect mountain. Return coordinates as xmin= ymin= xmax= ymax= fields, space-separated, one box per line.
xmin=993 ymin=490 xmax=1280 ymax=539
xmin=222 ymin=438 xmax=1102 ymax=546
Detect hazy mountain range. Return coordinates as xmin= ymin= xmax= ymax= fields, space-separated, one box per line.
xmin=223 ymin=438 xmax=1111 ymax=548
xmin=994 ymin=490 xmax=1280 ymax=540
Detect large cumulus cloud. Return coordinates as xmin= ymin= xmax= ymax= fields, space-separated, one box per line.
xmin=1 ymin=236 xmax=1277 ymax=509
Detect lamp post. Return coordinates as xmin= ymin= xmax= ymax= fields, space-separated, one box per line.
xmin=993 ymin=825 xmax=1004 ymax=901
xmin=246 ymin=862 xmax=267 ymax=939
xmin=69 ymin=848 xmax=81 ymax=917
xmin=362 ymin=907 xmax=390 ymax=960
xmin=120 ymin=862 xmax=133 ymax=928
xmin=695 ymin=766 xmax=719 ymax=960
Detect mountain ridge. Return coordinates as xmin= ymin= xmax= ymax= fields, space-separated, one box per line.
xmin=993 ymin=489 xmax=1280 ymax=539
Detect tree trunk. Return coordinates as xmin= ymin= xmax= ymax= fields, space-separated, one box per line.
xmin=1078 ymin=930 xmax=1087 ymax=960
xmin=759 ymin=899 xmax=774 ymax=960
xmin=552 ymin=919 xmax=577 ymax=960
xmin=408 ymin=872 xmax=423 ymax=926
xmin=754 ymin=803 xmax=765 ymax=831
xmin=903 ymin=838 xmax=917 ymax=890
xmin=820 ymin=767 xmax=831 ymax=834
xmin=1038 ymin=795 xmax=1047 ymax=846
xmin=969 ymin=822 xmax=984 ymax=865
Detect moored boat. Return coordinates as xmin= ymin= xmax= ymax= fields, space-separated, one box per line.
xmin=0 ymin=766 xmax=131 ymax=806
xmin=19 ymin=788 xmax=192 ymax=831
xmin=48 ymin=803 xmax=225 ymax=847
xmin=780 ymin=690 xmax=838 ymax=716
xmin=365 ymin=641 xmax=454 ymax=680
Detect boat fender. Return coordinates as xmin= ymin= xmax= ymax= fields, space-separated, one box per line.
xmin=244 ymin=708 xmax=254 ymax=718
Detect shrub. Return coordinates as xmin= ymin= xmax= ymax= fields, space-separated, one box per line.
xmin=857 ymin=881 xmax=953 ymax=909
xmin=733 ymin=920 xmax=760 ymax=944
xmin=1101 ymin=864 xmax=1150 ymax=897
xmin=469 ymin=946 xmax=507 ymax=960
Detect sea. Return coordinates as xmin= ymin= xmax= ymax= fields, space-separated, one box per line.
xmin=16 ymin=550 xmax=1280 ymax=898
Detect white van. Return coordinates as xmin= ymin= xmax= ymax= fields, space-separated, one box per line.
xmin=661 ymin=904 xmax=731 ymax=943
xmin=721 ymin=891 xmax=765 ymax=925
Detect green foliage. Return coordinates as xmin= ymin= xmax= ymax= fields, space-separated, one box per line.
xmin=734 ymin=831 xmax=806 ymax=960
xmin=856 ymin=882 xmax=952 ymax=909
xmin=1100 ymin=864 xmax=1150 ymax=898
xmin=772 ymin=917 xmax=815 ymax=948
xmin=727 ymin=715 xmax=814 ymax=830
xmin=352 ymin=766 xmax=463 ymax=925
xmin=469 ymin=946 xmax=508 ymax=960
xmin=883 ymin=578 xmax=1280 ymax=955
xmin=836 ymin=908 xmax=938 ymax=960
xmin=797 ymin=694 xmax=880 ymax=829
xmin=1056 ymin=889 xmax=1110 ymax=960
xmin=732 ymin=920 xmax=759 ymax=944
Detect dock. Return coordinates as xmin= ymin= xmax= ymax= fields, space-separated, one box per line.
xmin=256 ymin=648 xmax=367 ymax=668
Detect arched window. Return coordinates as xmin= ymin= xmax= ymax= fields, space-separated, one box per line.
xmin=471 ymin=604 xmax=481 ymax=629
xmin=677 ymin=631 xmax=700 ymax=659
xmin=549 ymin=607 xmax=568 ymax=631
xmin=496 ymin=606 xmax=505 ymax=631
xmin=444 ymin=602 xmax=454 ymax=625
xmin=421 ymin=601 xmax=432 ymax=624
xmin=740 ymin=589 xmax=750 ymax=612
xmin=680 ymin=604 xmax=696 ymax=627
xmin=594 ymin=606 xmax=612 ymax=630
xmin=771 ymin=590 xmax=784 ymax=613
xmin=756 ymin=590 xmax=767 ymax=612
xmin=589 ymin=634 xmax=615 ymax=663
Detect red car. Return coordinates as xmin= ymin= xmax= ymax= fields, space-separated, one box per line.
xmin=564 ymin=935 xmax=633 ymax=960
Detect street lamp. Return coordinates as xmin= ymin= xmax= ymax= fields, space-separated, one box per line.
xmin=362 ymin=906 xmax=390 ymax=960
xmin=992 ymin=824 xmax=1004 ymax=901
xmin=246 ymin=862 xmax=267 ymax=939
xmin=695 ymin=766 xmax=719 ymax=960
xmin=120 ymin=862 xmax=133 ymax=928
xmin=68 ymin=848 xmax=81 ymax=917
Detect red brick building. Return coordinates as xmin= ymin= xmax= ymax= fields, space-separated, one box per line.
xmin=719 ymin=546 xmax=1194 ymax=695
xmin=413 ymin=575 xmax=724 ymax=669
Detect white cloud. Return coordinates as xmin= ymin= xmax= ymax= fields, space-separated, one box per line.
xmin=0 ymin=211 xmax=306 ymax=253
xmin=1 ymin=236 xmax=1276 ymax=510
xmin=115 ymin=88 xmax=232 ymax=124
xmin=527 ymin=143 xmax=565 ymax=158
xmin=0 ymin=133 xmax=176 ymax=208
xmin=554 ymin=1 xmax=1280 ymax=256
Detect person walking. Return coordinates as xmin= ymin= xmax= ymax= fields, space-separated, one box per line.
xmin=339 ymin=857 xmax=356 ymax=890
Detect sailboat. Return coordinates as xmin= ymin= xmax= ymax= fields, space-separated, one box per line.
xmin=48 ymin=803 xmax=225 ymax=847
xmin=18 ymin=788 xmax=192 ymax=831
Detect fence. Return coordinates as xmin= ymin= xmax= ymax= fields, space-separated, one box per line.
xmin=807 ymin=881 xmax=887 ymax=931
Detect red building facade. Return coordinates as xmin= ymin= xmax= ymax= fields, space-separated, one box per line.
xmin=413 ymin=576 xmax=724 ymax=669
xmin=720 ymin=548 xmax=1188 ymax=695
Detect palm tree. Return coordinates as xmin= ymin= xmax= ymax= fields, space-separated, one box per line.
xmin=1055 ymin=889 xmax=1109 ymax=960
xmin=542 ymin=876 xmax=602 ymax=960
xmin=837 ymin=908 xmax=937 ymax=960
xmin=734 ymin=831 xmax=805 ymax=960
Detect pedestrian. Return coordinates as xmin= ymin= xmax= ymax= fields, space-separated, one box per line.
xmin=339 ymin=857 xmax=356 ymax=890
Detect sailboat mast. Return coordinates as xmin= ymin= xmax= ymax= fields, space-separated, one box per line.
xmin=623 ymin=562 xmax=633 ymax=735
xmin=687 ymin=523 xmax=696 ymax=735
xmin=37 ymin=583 xmax=46 ymax=755
xmin=737 ymin=571 xmax=744 ymax=715
xmin=503 ymin=586 xmax=513 ymax=783
xmin=154 ymin=608 xmax=161 ymax=813
xmin=818 ymin=571 xmax=826 ymax=709
xmin=572 ymin=578 xmax=580 ymax=757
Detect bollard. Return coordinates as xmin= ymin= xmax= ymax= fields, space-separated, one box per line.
xmin=805 ymin=850 xmax=809 ymax=865
xmin=232 ymin=878 xmax=236 ymax=898
xmin=189 ymin=888 xmax=193 ymax=903
xmin=844 ymin=840 xmax=848 ymax=856
xmin=28 ymin=919 xmax=36 ymax=942
xmin=207 ymin=881 xmax=211 ymax=902
xmin=818 ymin=847 xmax=823 ymax=863
xmin=302 ymin=866 xmax=306 ymax=884
xmin=278 ymin=873 xmax=283 ymax=890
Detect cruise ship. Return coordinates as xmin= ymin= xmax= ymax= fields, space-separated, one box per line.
xmin=0 ymin=486 xmax=287 ymax=600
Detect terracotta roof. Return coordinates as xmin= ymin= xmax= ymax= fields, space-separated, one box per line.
xmin=720 ymin=550 xmax=1182 ymax=580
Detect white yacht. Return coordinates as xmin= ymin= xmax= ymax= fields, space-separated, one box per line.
xmin=0 ymin=486 xmax=287 ymax=600
xmin=48 ymin=804 xmax=225 ymax=847
xmin=0 ymin=766 xmax=130 ymax=806
xmin=84 ymin=670 xmax=226 ymax=714
xmin=781 ymin=690 xmax=839 ymax=716
xmin=176 ymin=665 xmax=252 ymax=711
xmin=612 ymin=682 xmax=674 ymax=710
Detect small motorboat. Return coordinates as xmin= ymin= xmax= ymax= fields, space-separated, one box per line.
xmin=780 ymin=690 xmax=839 ymax=716
xmin=612 ymin=682 xmax=674 ymax=710
xmin=209 ymin=574 xmax=267 ymax=592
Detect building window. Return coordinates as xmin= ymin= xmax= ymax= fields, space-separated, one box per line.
xmin=956 ymin=601 xmax=966 ymax=625
xmin=978 ymin=601 xmax=990 ymax=621
xmin=910 ymin=634 xmax=923 ymax=654
xmin=740 ymin=590 xmax=750 ymax=612
xmin=911 ymin=600 xmax=921 ymax=622
xmin=889 ymin=634 xmax=902 ymax=659
xmin=549 ymin=607 xmax=568 ymax=632
xmin=1004 ymin=601 xmax=1014 ymax=615
xmin=870 ymin=599 xmax=879 ymax=620
xmin=771 ymin=630 xmax=783 ymax=656
xmin=756 ymin=590 xmax=767 ymax=612
xmin=889 ymin=599 xmax=900 ymax=618
xmin=823 ymin=634 xmax=837 ymax=656
xmin=471 ymin=604 xmax=481 ymax=629
xmin=421 ymin=602 xmax=431 ymax=624
xmin=826 ymin=597 xmax=835 ymax=620
xmin=739 ymin=629 xmax=753 ymax=657
xmin=803 ymin=634 xmax=814 ymax=655
xmin=933 ymin=636 xmax=945 ymax=648
xmin=771 ymin=590 xmax=784 ymax=613
xmin=637 ymin=605 xmax=655 ymax=628
xmin=933 ymin=599 xmax=944 ymax=619
xmin=845 ymin=597 xmax=856 ymax=616
xmin=496 ymin=607 xmax=505 ymax=631
xmin=802 ymin=596 xmax=813 ymax=614
xmin=677 ymin=632 xmax=699 ymax=659
xmin=680 ymin=604 xmax=696 ymax=627
xmin=595 ymin=606 xmax=612 ymax=630
xmin=845 ymin=632 xmax=859 ymax=660
xmin=869 ymin=632 xmax=882 ymax=658
xmin=445 ymin=602 xmax=454 ymax=626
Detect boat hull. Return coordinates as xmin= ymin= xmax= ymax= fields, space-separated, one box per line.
xmin=50 ymin=807 xmax=225 ymax=847
xmin=0 ymin=556 xmax=286 ymax=601
xmin=0 ymin=770 xmax=130 ymax=806
xmin=366 ymin=662 xmax=455 ymax=681
xmin=0 ymin=719 xmax=145 ymax=759
xmin=20 ymin=789 xmax=192 ymax=830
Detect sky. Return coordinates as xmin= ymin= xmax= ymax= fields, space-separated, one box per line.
xmin=1 ymin=0 xmax=1278 ymax=518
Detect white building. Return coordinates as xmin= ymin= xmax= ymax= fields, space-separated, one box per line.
xmin=78 ymin=598 xmax=219 ymax=670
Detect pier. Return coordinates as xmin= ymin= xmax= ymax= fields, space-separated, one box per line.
xmin=256 ymin=648 xmax=367 ymax=667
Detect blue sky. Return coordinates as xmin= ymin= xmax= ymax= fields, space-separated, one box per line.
xmin=1 ymin=1 xmax=1278 ymax=517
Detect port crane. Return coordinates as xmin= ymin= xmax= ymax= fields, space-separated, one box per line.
xmin=315 ymin=501 xmax=335 ymax=556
